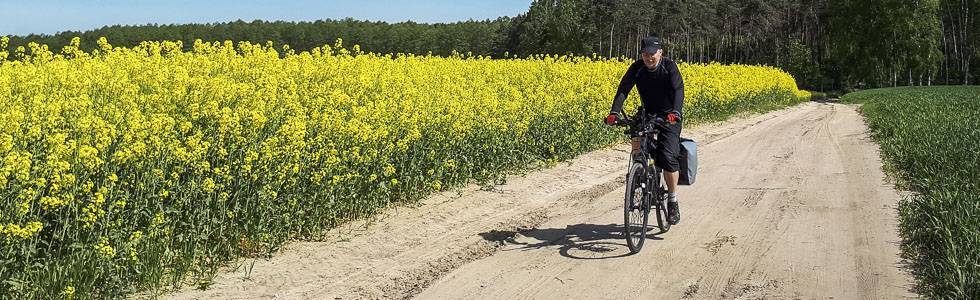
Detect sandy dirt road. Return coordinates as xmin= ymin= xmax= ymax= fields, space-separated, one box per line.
xmin=164 ymin=101 xmax=915 ymax=300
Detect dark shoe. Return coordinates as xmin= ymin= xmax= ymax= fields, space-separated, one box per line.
xmin=667 ymin=201 xmax=680 ymax=225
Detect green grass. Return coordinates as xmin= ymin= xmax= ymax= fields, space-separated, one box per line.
xmin=843 ymin=86 xmax=980 ymax=299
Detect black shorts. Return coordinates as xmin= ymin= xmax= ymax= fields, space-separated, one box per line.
xmin=654 ymin=121 xmax=682 ymax=172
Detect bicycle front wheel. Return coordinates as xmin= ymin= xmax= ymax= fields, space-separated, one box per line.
xmin=624 ymin=162 xmax=650 ymax=254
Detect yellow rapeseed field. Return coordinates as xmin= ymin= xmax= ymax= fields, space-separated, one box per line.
xmin=0 ymin=36 xmax=809 ymax=298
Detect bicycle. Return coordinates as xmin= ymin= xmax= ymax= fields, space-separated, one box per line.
xmin=610 ymin=113 xmax=673 ymax=254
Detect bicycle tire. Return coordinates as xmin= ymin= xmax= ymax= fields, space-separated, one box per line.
xmin=655 ymin=184 xmax=671 ymax=233
xmin=624 ymin=162 xmax=650 ymax=253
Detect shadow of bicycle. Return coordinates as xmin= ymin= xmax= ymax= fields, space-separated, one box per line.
xmin=478 ymin=223 xmax=664 ymax=260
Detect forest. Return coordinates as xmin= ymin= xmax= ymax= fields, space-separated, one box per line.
xmin=3 ymin=0 xmax=977 ymax=90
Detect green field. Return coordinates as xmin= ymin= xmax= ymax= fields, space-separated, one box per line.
xmin=844 ymin=86 xmax=980 ymax=299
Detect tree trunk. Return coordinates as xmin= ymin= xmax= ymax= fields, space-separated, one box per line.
xmin=909 ymin=68 xmax=913 ymax=86
xmin=964 ymin=0 xmax=972 ymax=84
xmin=598 ymin=17 xmax=603 ymax=58
xmin=609 ymin=22 xmax=614 ymax=58
xmin=943 ymin=20 xmax=950 ymax=84
xmin=893 ymin=68 xmax=897 ymax=87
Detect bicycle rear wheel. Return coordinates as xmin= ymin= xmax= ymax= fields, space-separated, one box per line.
xmin=624 ymin=162 xmax=650 ymax=253
xmin=655 ymin=184 xmax=671 ymax=233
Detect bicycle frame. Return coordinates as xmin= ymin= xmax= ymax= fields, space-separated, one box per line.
xmin=625 ymin=116 xmax=664 ymax=194
xmin=618 ymin=112 xmax=672 ymax=243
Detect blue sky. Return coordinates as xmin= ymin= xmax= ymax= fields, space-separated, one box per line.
xmin=0 ymin=0 xmax=532 ymax=36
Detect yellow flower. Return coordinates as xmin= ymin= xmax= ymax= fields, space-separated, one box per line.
xmin=150 ymin=212 xmax=165 ymax=228
xmin=201 ymin=178 xmax=216 ymax=193
xmin=40 ymin=196 xmax=65 ymax=210
xmin=128 ymin=231 xmax=143 ymax=261
xmin=1 ymin=221 xmax=43 ymax=240
xmin=62 ymin=285 xmax=75 ymax=298
xmin=77 ymin=145 xmax=102 ymax=170
xmin=94 ymin=238 xmax=116 ymax=259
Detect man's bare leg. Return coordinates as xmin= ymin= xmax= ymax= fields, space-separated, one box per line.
xmin=664 ymin=171 xmax=678 ymax=193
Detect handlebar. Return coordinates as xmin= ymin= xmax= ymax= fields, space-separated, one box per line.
xmin=612 ymin=114 xmax=670 ymax=136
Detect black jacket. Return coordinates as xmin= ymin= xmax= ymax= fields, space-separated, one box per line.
xmin=610 ymin=57 xmax=684 ymax=117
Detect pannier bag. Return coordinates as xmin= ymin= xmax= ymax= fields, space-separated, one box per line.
xmin=678 ymin=138 xmax=698 ymax=185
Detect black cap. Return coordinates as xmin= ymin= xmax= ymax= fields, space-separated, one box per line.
xmin=641 ymin=36 xmax=662 ymax=53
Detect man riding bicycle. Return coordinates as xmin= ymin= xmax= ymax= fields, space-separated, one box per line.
xmin=604 ymin=36 xmax=684 ymax=225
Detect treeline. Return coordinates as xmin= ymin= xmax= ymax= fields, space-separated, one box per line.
xmin=3 ymin=18 xmax=511 ymax=57
xmin=3 ymin=0 xmax=978 ymax=89
xmin=506 ymin=0 xmax=978 ymax=89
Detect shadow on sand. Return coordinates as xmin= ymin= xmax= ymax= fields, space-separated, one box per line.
xmin=479 ymin=223 xmax=664 ymax=260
